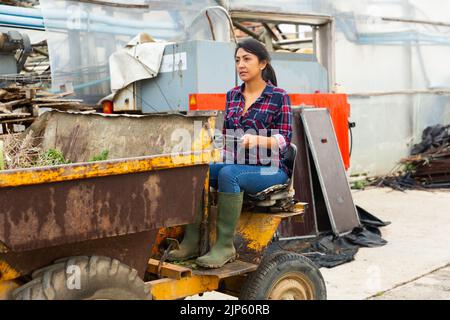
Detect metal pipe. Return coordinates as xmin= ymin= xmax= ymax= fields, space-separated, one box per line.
xmin=232 ymin=21 xmax=261 ymax=40
xmin=0 ymin=14 xmax=45 ymax=29
xmin=187 ymin=6 xmax=237 ymax=43
xmin=0 ymin=15 xmax=178 ymax=38
xmin=0 ymin=4 xmax=43 ymax=19
xmin=262 ymin=22 xmax=278 ymax=41
xmin=382 ymin=16 xmax=450 ymax=28
xmin=72 ymin=0 xmax=149 ymax=9
xmin=276 ymin=38 xmax=313 ymax=45
xmin=205 ymin=10 xmax=216 ymax=41
xmin=349 ymin=89 xmax=450 ymax=97
xmin=44 ymin=20 xmax=178 ymax=38
xmin=232 ymin=21 xmax=284 ymax=50
xmin=0 ymin=5 xmax=176 ymax=31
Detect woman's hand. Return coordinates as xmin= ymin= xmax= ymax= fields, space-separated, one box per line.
xmin=241 ymin=134 xmax=259 ymax=149
xmin=241 ymin=134 xmax=278 ymax=149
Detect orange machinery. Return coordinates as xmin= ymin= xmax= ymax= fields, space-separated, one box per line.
xmin=189 ymin=93 xmax=351 ymax=170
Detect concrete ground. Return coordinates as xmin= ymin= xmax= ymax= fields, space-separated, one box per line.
xmin=371 ymin=265 xmax=450 ymax=300
xmin=323 ymin=188 xmax=450 ymax=300
xmin=192 ymin=188 xmax=450 ymax=300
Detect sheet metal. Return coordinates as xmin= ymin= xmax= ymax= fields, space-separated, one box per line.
xmin=301 ymin=108 xmax=360 ymax=235
xmin=0 ymin=165 xmax=208 ymax=252
xmin=1 ymin=231 xmax=157 ymax=279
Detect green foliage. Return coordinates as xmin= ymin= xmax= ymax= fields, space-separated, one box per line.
xmin=402 ymin=162 xmax=416 ymax=173
xmin=352 ymin=180 xmax=368 ymax=190
xmin=39 ymin=149 xmax=71 ymax=166
xmin=89 ymin=150 xmax=109 ymax=162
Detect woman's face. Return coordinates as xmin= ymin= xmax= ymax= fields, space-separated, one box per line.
xmin=235 ymin=48 xmax=267 ymax=83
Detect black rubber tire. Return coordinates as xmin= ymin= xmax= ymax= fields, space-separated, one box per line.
xmin=12 ymin=256 xmax=148 ymax=300
xmin=239 ymin=251 xmax=327 ymax=300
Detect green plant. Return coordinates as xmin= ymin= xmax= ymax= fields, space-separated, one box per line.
xmin=38 ymin=149 xmax=71 ymax=166
xmin=89 ymin=150 xmax=109 ymax=162
xmin=402 ymin=162 xmax=416 ymax=173
xmin=352 ymin=180 xmax=368 ymax=190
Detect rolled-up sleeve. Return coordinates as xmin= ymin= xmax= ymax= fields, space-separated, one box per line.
xmin=272 ymin=93 xmax=292 ymax=153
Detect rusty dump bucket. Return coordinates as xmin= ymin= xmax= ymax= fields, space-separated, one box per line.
xmin=0 ymin=111 xmax=219 ymax=278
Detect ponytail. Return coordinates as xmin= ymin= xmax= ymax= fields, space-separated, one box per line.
xmin=262 ymin=63 xmax=277 ymax=87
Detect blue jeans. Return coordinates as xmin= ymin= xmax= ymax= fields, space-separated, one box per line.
xmin=209 ymin=163 xmax=289 ymax=194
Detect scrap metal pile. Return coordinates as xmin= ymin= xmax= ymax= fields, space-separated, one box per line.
xmin=0 ymin=0 xmax=38 ymax=7
xmin=0 ymin=87 xmax=94 ymax=135
xmin=375 ymin=124 xmax=450 ymax=190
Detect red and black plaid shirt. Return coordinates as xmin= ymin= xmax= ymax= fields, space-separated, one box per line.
xmin=222 ymin=82 xmax=293 ymax=175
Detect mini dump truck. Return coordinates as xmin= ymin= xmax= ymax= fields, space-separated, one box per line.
xmin=0 ymin=111 xmax=326 ymax=300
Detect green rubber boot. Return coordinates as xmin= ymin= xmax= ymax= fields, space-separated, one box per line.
xmin=196 ymin=192 xmax=244 ymax=269
xmin=167 ymin=203 xmax=202 ymax=261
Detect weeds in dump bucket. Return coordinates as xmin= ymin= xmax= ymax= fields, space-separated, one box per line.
xmin=89 ymin=150 xmax=109 ymax=162
xmin=0 ymin=128 xmax=110 ymax=170
xmin=37 ymin=149 xmax=71 ymax=166
xmin=0 ymin=131 xmax=70 ymax=169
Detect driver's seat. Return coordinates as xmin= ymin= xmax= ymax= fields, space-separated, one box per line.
xmin=245 ymin=143 xmax=297 ymax=212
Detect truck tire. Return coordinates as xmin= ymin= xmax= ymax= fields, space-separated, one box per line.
xmin=239 ymin=251 xmax=326 ymax=300
xmin=12 ymin=256 xmax=148 ymax=300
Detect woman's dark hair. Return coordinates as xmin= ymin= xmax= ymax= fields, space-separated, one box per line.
xmin=235 ymin=38 xmax=278 ymax=86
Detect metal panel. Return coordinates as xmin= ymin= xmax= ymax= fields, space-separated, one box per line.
xmin=301 ymin=108 xmax=360 ymax=235
xmin=277 ymin=108 xmax=318 ymax=238
xmin=314 ymin=19 xmax=335 ymax=91
xmin=0 ymin=55 xmax=17 ymax=75
xmin=309 ymin=150 xmax=333 ymax=233
xmin=138 ymin=40 xmax=236 ymax=113
xmin=0 ymin=165 xmax=208 ymax=252
xmin=271 ymin=52 xmax=329 ymax=93
xmin=1 ymin=231 xmax=157 ymax=278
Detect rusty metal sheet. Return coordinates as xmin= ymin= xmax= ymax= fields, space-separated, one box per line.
xmin=0 ymin=150 xmax=218 ymax=188
xmin=1 ymin=231 xmax=157 ymax=278
xmin=206 ymin=208 xmax=282 ymax=265
xmin=234 ymin=212 xmax=283 ymax=264
xmin=0 ymin=165 xmax=208 ymax=252
xmin=301 ymin=108 xmax=360 ymax=235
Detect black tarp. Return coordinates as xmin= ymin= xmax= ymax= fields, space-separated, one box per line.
xmin=266 ymin=206 xmax=390 ymax=268
xmin=411 ymin=124 xmax=450 ymax=155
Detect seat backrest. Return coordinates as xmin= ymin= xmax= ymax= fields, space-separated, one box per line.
xmin=283 ymin=143 xmax=297 ymax=179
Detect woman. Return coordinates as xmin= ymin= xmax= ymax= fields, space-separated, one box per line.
xmin=168 ymin=38 xmax=293 ymax=268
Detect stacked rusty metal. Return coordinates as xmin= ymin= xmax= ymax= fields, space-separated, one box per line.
xmin=406 ymin=141 xmax=450 ymax=188
xmin=0 ymin=87 xmax=94 ymax=135
xmin=375 ymin=124 xmax=450 ymax=190
xmin=0 ymin=0 xmax=38 ymax=7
